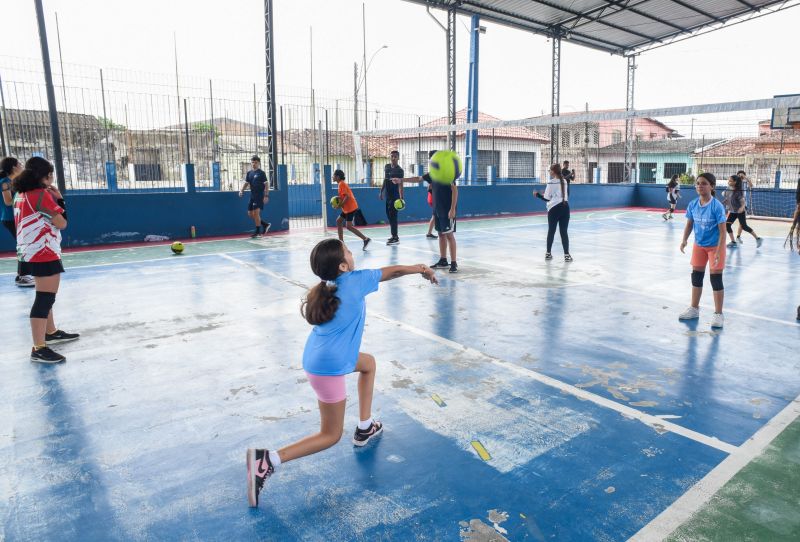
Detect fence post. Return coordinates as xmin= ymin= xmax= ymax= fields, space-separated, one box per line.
xmin=182 ymin=98 xmax=195 ymax=193
xmin=320 ymin=164 xmax=330 ymax=230
xmin=487 ymin=165 xmax=496 ymax=185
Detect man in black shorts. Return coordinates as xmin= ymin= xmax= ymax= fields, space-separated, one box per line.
xmin=239 ymin=155 xmax=270 ymax=238
xmin=381 ymin=150 xmax=404 ymax=245
xmin=392 ymin=150 xmax=459 ymax=273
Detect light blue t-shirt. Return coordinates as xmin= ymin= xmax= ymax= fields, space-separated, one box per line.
xmin=0 ymin=177 xmax=13 ymax=222
xmin=686 ymin=196 xmax=726 ymax=247
xmin=302 ymin=268 xmax=382 ymax=376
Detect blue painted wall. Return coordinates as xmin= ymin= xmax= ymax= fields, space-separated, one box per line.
xmin=326 ymin=183 xmax=637 ymax=227
xmin=636 ymin=183 xmax=798 ymax=217
xmin=0 ymin=189 xmax=289 ymax=251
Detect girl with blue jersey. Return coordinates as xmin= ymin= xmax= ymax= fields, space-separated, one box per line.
xmin=679 ymin=172 xmax=728 ymax=328
xmin=246 ymin=238 xmax=438 ymax=507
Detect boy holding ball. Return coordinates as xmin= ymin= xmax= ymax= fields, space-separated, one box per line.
xmin=334 ymin=170 xmax=370 ymax=250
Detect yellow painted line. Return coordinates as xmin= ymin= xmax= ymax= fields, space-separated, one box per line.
xmin=471 ymin=440 xmax=491 ymax=461
xmin=430 ymin=393 xmax=446 ymax=407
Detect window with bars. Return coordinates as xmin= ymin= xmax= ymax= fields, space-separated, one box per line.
xmin=561 ymin=131 xmax=571 ymax=148
xmin=416 ymin=151 xmax=430 ymax=173
xmin=507 ymin=151 xmax=536 ymax=178
xmin=639 ymin=162 xmax=657 ymax=183
xmin=477 ymin=150 xmax=500 ymax=179
xmin=663 ymin=162 xmax=687 ymax=179
xmin=593 ymin=130 xmax=599 ymax=144
xmin=573 ymin=132 xmax=581 ymax=146
xmin=608 ymin=162 xmax=625 ymax=183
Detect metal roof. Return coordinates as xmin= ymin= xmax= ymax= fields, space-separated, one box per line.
xmin=405 ymin=0 xmax=800 ymax=55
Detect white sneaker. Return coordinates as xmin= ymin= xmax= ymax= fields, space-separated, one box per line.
xmin=679 ymin=306 xmax=700 ymax=320
xmin=710 ymin=312 xmax=724 ymax=329
xmin=15 ymin=275 xmax=35 ymax=288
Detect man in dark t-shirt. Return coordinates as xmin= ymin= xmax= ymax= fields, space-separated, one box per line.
xmin=239 ymin=155 xmax=270 ymax=238
xmin=380 ymin=150 xmax=404 ymax=245
xmin=391 ymin=150 xmax=460 ymax=273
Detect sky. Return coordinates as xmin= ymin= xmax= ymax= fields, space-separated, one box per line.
xmin=2 ymin=0 xmax=800 ymax=125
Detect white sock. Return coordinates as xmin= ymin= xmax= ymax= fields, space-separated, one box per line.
xmin=268 ymin=450 xmax=281 ymax=468
xmin=358 ymin=417 xmax=373 ymax=431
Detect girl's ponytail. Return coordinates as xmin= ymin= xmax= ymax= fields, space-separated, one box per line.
xmin=301 ymin=239 xmax=347 ymax=325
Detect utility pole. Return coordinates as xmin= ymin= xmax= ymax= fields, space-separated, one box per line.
xmin=34 ymin=0 xmax=66 ymax=192
xmin=362 ymin=3 xmax=368 ymax=129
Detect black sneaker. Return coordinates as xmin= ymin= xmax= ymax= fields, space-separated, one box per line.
xmin=545 ymin=253 xmax=553 ymax=260
xmin=246 ymin=448 xmax=274 ymax=507
xmin=30 ymin=346 xmax=66 ymax=364
xmin=426 ymin=233 xmax=437 ymax=239
xmin=363 ymin=238 xmax=371 ymax=251
xmin=262 ymin=222 xmax=271 ymax=234
xmin=386 ymin=237 xmax=399 ymax=246
xmin=449 ymin=261 xmax=458 ymax=273
xmin=45 ymin=329 xmax=81 ymax=345
xmin=353 ymin=420 xmax=383 ymax=447
xmin=565 ymin=254 xmax=573 ymax=262
xmin=431 ymin=258 xmax=449 ymax=269
xmin=796 ymin=305 xmax=800 ymax=321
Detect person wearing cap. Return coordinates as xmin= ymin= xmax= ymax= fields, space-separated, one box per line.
xmin=239 ymin=155 xmax=270 ymax=238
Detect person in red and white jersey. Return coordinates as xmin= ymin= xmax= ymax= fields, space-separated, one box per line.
xmin=13 ymin=157 xmax=79 ymax=364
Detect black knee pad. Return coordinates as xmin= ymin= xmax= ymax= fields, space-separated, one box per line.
xmin=710 ymin=273 xmax=724 ymax=291
xmin=691 ymin=270 xmax=704 ymax=288
xmin=30 ymin=291 xmax=56 ymax=319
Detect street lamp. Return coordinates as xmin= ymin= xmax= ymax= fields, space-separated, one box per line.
xmin=353 ymin=45 xmax=387 ymax=131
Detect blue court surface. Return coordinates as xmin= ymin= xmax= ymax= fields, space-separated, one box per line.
xmin=1 ymin=209 xmax=799 ymax=541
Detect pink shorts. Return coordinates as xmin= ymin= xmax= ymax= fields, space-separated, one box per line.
xmin=306 ymin=372 xmax=347 ymax=403
xmin=690 ymin=243 xmax=725 ymax=272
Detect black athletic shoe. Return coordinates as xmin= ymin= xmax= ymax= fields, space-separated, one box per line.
xmin=426 ymin=233 xmax=437 ymax=239
xmin=353 ymin=421 xmax=383 ymax=447
xmin=45 ymin=329 xmax=80 ymax=345
xmin=797 ymin=305 xmax=800 ymax=321
xmin=363 ymin=238 xmax=371 ymax=251
xmin=545 ymin=253 xmax=553 ymax=260
xmin=431 ymin=258 xmax=449 ymax=269
xmin=261 ymin=222 xmax=271 ymax=234
xmin=565 ymin=254 xmax=573 ymax=262
xmin=246 ymin=448 xmax=274 ymax=507
xmin=30 ymin=346 xmax=66 ymax=364
xmin=449 ymin=261 xmax=458 ymax=273
xmin=386 ymin=237 xmax=399 ymax=246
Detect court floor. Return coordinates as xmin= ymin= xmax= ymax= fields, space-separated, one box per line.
xmin=1 ymin=209 xmax=798 ymax=541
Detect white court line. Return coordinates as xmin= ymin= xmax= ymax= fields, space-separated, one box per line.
xmin=629 ymin=393 xmax=800 ymax=541
xmin=398 ymin=229 xmax=800 ymax=328
xmin=219 ymin=252 xmax=737 ymax=455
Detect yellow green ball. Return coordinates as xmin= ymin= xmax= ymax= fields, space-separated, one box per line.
xmin=429 ymin=150 xmax=462 ymax=184
xmin=394 ymin=198 xmax=406 ymax=211
xmin=330 ymin=196 xmax=341 ymax=208
xmin=171 ymin=241 xmax=184 ymax=254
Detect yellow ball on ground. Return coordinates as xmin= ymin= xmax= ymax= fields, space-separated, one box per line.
xmin=171 ymin=241 xmax=184 ymax=254
xmin=429 ymin=150 xmax=462 ymax=184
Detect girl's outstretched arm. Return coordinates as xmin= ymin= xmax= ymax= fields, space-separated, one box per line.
xmin=380 ymin=264 xmax=438 ymax=284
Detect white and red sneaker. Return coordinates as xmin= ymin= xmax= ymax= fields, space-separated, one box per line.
xmin=246 ymin=448 xmax=274 ymax=507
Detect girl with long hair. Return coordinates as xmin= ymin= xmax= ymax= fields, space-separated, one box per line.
xmin=724 ymin=174 xmax=762 ymax=248
xmin=534 ymin=163 xmax=572 ymax=262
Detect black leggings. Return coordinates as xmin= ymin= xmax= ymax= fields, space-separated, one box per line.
xmin=546 ymin=202 xmax=570 ymax=253
xmin=385 ymin=201 xmax=399 ymax=238
xmin=726 ymin=212 xmax=753 ymax=234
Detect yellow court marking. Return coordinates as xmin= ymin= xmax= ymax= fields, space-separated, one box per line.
xmin=430 ymin=393 xmax=447 ymax=407
xmin=471 ymin=440 xmax=492 ymax=461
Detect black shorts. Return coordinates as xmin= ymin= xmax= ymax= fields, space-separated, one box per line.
xmin=18 ymin=259 xmax=64 ymax=277
xmin=248 ymin=198 xmax=264 ymax=211
xmin=339 ymin=210 xmax=358 ymax=222
xmin=2 ymin=220 xmax=15 ymax=238
xmin=668 ymin=195 xmax=677 ymax=205
xmin=434 ymin=213 xmax=456 ymax=234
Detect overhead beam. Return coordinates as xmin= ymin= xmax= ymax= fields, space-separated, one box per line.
xmin=524 ymin=0 xmax=657 ymax=43
xmin=568 ymin=0 xmax=689 ymax=34
xmin=446 ymin=5 xmax=456 ymax=150
xmin=667 ymin=0 xmax=724 ymax=23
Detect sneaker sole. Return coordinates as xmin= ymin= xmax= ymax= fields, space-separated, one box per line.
xmin=352 ymin=425 xmax=384 ymax=447
xmin=15 ymin=283 xmax=36 ymax=288
xmin=678 ymin=315 xmax=700 ymax=320
xmin=30 ymin=355 xmax=65 ymax=364
xmin=45 ymin=336 xmax=80 ymax=345
xmin=246 ymin=449 xmax=258 ymax=507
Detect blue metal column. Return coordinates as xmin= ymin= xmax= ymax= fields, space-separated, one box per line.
xmin=465 ymin=15 xmax=480 ymax=184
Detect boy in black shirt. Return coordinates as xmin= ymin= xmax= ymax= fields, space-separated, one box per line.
xmin=392 ymin=150 xmax=459 ymax=273
xmin=239 ymin=156 xmax=271 ymax=238
xmin=381 ymin=150 xmax=404 ymax=245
